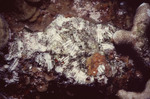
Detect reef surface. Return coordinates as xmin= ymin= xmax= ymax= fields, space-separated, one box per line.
xmin=0 ymin=0 xmax=150 ymax=99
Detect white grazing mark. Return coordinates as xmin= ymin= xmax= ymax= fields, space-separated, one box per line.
xmin=35 ymin=53 xmax=53 ymax=71
xmin=101 ymin=43 xmax=114 ymax=50
xmin=97 ymin=30 xmax=103 ymax=43
xmin=55 ymin=66 xmax=64 ymax=73
xmin=89 ymin=11 xmax=101 ymax=22
xmin=4 ymin=71 xmax=19 ymax=84
xmin=9 ymin=58 xmax=19 ymax=71
xmin=139 ymin=3 xmax=146 ymax=7
xmin=101 ymin=65 xmax=105 ymax=70
xmin=147 ymin=9 xmax=150 ymax=17
xmin=54 ymin=15 xmax=72 ymax=27
xmin=65 ymin=67 xmax=88 ymax=84
xmin=97 ymin=64 xmax=105 ymax=75
xmin=5 ymin=40 xmax=23 ymax=60
xmin=23 ymin=32 xmax=47 ymax=53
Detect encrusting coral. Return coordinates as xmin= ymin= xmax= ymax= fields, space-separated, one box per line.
xmin=113 ymin=3 xmax=150 ymax=50
xmin=113 ymin=3 xmax=150 ymax=99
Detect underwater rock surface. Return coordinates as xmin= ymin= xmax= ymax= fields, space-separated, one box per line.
xmin=0 ymin=1 xmax=150 ymax=98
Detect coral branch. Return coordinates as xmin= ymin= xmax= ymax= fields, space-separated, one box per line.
xmin=113 ymin=3 xmax=150 ymax=50
xmin=117 ymin=79 xmax=150 ymax=99
xmin=113 ymin=3 xmax=150 ymax=66
xmin=113 ymin=3 xmax=150 ymax=99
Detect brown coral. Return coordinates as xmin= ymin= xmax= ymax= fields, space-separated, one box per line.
xmin=86 ymin=52 xmax=107 ymax=76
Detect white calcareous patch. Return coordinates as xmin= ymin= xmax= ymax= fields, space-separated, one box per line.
xmin=9 ymin=58 xmax=19 ymax=71
xmin=35 ymin=53 xmax=53 ymax=71
xmin=72 ymin=0 xmax=101 ymax=22
xmin=97 ymin=64 xmax=105 ymax=75
xmin=147 ymin=9 xmax=150 ymax=17
xmin=6 ymin=40 xmax=24 ymax=60
xmin=55 ymin=66 xmax=64 ymax=73
xmin=4 ymin=71 xmax=19 ymax=84
xmin=139 ymin=3 xmax=146 ymax=7
xmin=101 ymin=43 xmax=114 ymax=50
xmin=5 ymin=15 xmax=126 ymax=84
xmin=65 ymin=67 xmax=88 ymax=84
